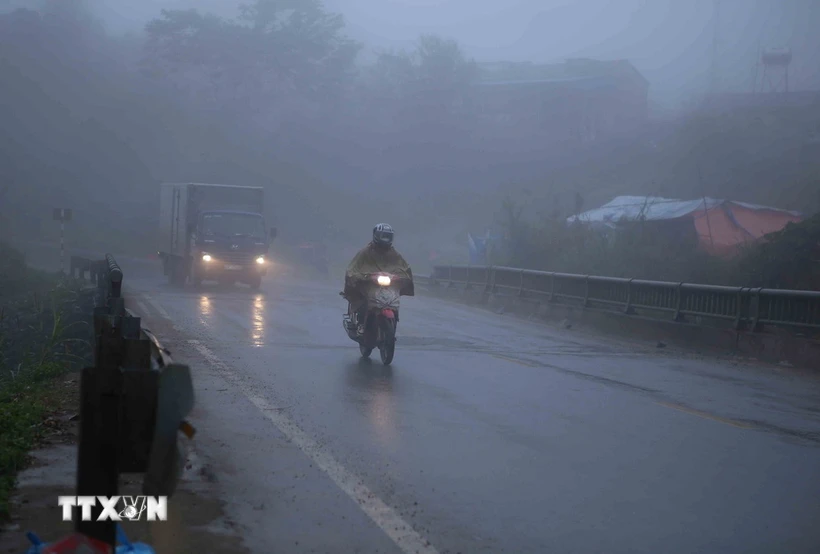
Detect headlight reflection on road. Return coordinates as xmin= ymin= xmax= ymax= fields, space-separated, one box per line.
xmin=199 ymin=295 xmax=211 ymax=316
xmin=346 ymin=364 xmax=397 ymax=446
xmin=199 ymin=295 xmax=213 ymax=330
xmin=368 ymin=379 xmax=396 ymax=446
xmin=251 ymin=294 xmax=265 ymax=346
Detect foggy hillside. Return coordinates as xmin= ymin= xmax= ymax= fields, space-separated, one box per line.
xmin=1 ymin=0 xmax=818 ymax=271
xmin=45 ymin=0 xmax=820 ymax=110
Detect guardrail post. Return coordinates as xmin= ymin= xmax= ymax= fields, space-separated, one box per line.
xmin=517 ymin=269 xmax=524 ymax=297
xmin=549 ymin=273 xmax=556 ymax=303
xmin=583 ymin=275 xmax=590 ymax=307
xmin=446 ymin=265 xmax=453 ymax=289
xmin=75 ymin=365 xmax=119 ymax=547
xmin=119 ymin=325 xmax=156 ymax=473
xmin=750 ymin=288 xmax=763 ymax=332
xmin=465 ymin=265 xmax=472 ymax=291
xmin=674 ymin=283 xmax=686 ymax=322
xmin=479 ymin=267 xmax=491 ymax=303
xmin=624 ymin=278 xmax=636 ymax=315
xmin=106 ymin=254 xmax=123 ymax=298
xmin=734 ymin=288 xmax=746 ymax=331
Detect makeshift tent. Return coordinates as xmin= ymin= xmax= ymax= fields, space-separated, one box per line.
xmin=567 ymin=196 xmax=803 ymax=257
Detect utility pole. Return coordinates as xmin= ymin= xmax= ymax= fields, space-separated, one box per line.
xmin=53 ymin=208 xmax=72 ymax=274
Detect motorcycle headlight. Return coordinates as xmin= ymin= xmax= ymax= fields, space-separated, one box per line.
xmin=377 ymin=275 xmax=391 ymax=286
xmin=202 ymin=254 xmax=212 ymax=262
xmin=256 ymin=256 xmax=265 ymax=264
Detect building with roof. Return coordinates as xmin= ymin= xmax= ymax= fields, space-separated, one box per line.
xmin=473 ymin=58 xmax=649 ymax=144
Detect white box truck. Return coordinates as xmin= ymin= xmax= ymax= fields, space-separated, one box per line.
xmin=158 ymin=183 xmax=277 ymax=289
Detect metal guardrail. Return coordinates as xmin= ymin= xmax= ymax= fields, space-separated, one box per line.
xmin=429 ymin=265 xmax=820 ymax=331
xmin=71 ymin=254 xmax=195 ymax=548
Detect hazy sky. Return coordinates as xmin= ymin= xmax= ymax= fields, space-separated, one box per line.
xmin=10 ymin=0 xmax=819 ymax=110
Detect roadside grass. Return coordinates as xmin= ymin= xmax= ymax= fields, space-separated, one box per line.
xmin=0 ymin=362 xmax=66 ymax=520
xmin=0 ymin=241 xmax=93 ymax=521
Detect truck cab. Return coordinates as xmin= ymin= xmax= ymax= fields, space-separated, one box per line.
xmin=191 ymin=210 xmax=277 ymax=289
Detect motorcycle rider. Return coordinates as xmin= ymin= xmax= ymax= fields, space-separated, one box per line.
xmin=342 ymin=223 xmax=414 ymax=335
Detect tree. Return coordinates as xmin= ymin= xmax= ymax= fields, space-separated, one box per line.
xmin=413 ymin=34 xmax=477 ymax=101
xmin=734 ymin=214 xmax=820 ymax=289
xmin=349 ymin=33 xmax=479 ymax=188
xmin=143 ymin=0 xmax=361 ymax=121
xmin=363 ymin=34 xmax=477 ymax=128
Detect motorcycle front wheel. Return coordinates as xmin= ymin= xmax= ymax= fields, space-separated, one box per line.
xmin=360 ymin=344 xmax=373 ymax=358
xmin=378 ymin=318 xmax=396 ymax=365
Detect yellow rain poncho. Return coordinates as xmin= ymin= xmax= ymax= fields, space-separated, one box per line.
xmin=343 ymin=243 xmax=415 ymax=298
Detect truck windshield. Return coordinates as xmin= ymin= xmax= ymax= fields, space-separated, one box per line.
xmin=201 ymin=213 xmax=265 ymax=238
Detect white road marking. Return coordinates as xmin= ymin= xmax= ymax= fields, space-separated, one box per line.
xmin=134 ymin=301 xmax=150 ymax=317
xmin=144 ymin=296 xmax=171 ymax=319
xmin=187 ymin=339 xmax=440 ymax=554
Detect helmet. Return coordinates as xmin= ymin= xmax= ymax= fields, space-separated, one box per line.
xmin=372 ymin=223 xmax=394 ymax=248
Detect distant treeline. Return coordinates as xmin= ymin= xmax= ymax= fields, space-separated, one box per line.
xmin=1 ymin=0 xmax=818 ymax=266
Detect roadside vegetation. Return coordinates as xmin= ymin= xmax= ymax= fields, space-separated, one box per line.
xmin=0 ymin=241 xmax=92 ymax=520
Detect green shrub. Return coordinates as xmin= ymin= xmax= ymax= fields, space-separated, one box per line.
xmin=0 ymin=244 xmax=91 ymax=519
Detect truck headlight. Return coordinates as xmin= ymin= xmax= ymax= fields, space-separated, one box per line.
xmin=256 ymin=256 xmax=265 ymax=264
xmin=202 ymin=254 xmax=212 ymax=262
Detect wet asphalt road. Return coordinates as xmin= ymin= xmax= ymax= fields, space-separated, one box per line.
xmin=14 ymin=242 xmax=820 ymax=553
xmin=117 ymin=261 xmax=820 ymax=554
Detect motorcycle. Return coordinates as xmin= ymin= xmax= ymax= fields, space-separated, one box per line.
xmin=341 ymin=272 xmax=406 ymax=365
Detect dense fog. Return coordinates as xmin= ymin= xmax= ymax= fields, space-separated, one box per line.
xmin=1 ymin=0 xmax=818 ymax=270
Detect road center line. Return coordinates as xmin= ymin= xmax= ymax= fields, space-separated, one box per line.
xmin=187 ymin=339 xmax=440 ymax=554
xmin=655 ymin=401 xmax=755 ymax=429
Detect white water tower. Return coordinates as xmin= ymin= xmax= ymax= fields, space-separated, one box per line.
xmin=756 ymin=48 xmax=792 ymax=94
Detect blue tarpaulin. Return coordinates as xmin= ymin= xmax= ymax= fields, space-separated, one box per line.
xmin=468 ymin=232 xmax=488 ymax=264
xmin=468 ymin=230 xmax=504 ymax=264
